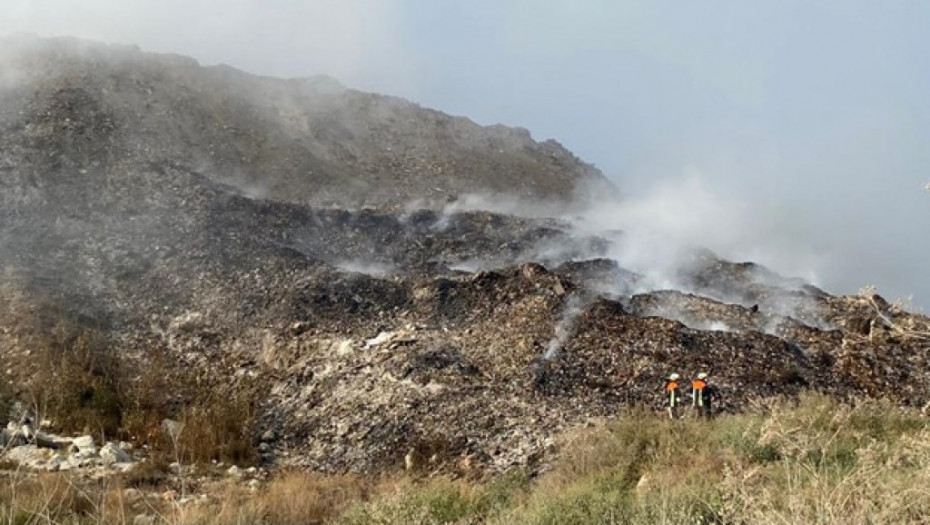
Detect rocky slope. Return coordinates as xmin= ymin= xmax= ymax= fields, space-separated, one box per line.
xmin=1 ymin=36 xmax=928 ymax=477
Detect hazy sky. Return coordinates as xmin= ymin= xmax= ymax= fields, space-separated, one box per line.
xmin=3 ymin=1 xmax=928 ymax=307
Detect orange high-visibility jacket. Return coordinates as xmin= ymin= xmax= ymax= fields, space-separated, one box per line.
xmin=692 ymin=379 xmax=707 ymax=406
xmin=666 ymin=381 xmax=681 ymax=406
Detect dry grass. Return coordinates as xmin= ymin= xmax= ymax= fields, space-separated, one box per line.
xmin=172 ymin=391 xmax=258 ymax=467
xmin=483 ymin=395 xmax=930 ymax=524
xmin=859 ymin=285 xmax=930 ymax=341
xmin=720 ymin=395 xmax=930 ymax=524
xmin=159 ymin=471 xmax=380 ymax=525
xmin=492 ymin=407 xmax=730 ymax=525
xmin=17 ymin=317 xmax=125 ymax=439
xmin=335 ymin=474 xmax=525 ymax=525
xmin=0 ymin=293 xmax=260 ymax=471
xmin=3 ymin=396 xmax=930 ymax=523
xmin=256 ymin=471 xmax=374 ymax=523
xmin=0 ymin=471 xmax=134 ymax=525
xmin=1 ymin=298 xmax=929 ymax=525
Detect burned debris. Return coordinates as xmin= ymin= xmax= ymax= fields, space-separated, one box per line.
xmin=1 ymin=37 xmax=928 ymax=478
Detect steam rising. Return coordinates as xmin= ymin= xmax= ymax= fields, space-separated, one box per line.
xmin=543 ymin=295 xmax=585 ymax=360
xmin=1 ymin=2 xmax=927 ymax=309
xmin=572 ymin=173 xmax=824 ymax=295
xmin=334 ymin=260 xmax=395 ymax=278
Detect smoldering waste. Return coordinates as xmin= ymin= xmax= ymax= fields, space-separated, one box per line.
xmin=1 ymin=36 xmax=928 ymax=477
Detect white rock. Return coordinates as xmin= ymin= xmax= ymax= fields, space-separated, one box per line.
xmin=71 ymin=435 xmax=97 ymax=455
xmin=100 ymin=442 xmax=133 ymax=465
xmin=335 ymin=339 xmax=355 ymax=355
xmin=364 ymin=331 xmax=394 ymax=349
xmin=6 ymin=445 xmax=53 ymax=469
xmin=226 ymin=465 xmax=241 ymax=477
xmin=71 ymin=451 xmax=97 ymax=461
xmin=65 ymin=455 xmax=95 ymax=469
xmin=71 ymin=435 xmax=95 ymax=448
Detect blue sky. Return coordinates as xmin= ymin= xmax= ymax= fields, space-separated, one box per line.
xmin=3 ymin=1 xmax=929 ymax=307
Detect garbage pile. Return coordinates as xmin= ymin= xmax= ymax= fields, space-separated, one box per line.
xmin=0 ymin=36 xmax=928 ymax=477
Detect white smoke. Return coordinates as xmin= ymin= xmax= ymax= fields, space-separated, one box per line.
xmin=334 ymin=260 xmax=395 ymax=278
xmin=566 ymin=171 xmax=827 ymax=298
xmin=441 ymin=193 xmax=571 ymax=219
xmin=543 ymin=294 xmax=586 ymax=360
xmin=447 ymin=260 xmax=484 ymax=273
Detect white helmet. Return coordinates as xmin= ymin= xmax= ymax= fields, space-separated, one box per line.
xmin=669 ymin=373 xmax=681 ymax=381
xmin=697 ymin=372 xmax=708 ymax=380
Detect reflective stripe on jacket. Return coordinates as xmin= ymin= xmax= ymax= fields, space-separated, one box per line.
xmin=691 ymin=379 xmax=707 ymax=406
xmin=666 ymin=381 xmax=681 ymax=407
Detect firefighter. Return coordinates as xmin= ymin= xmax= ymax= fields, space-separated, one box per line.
xmin=690 ymin=372 xmax=715 ymax=418
xmin=665 ymin=373 xmax=683 ymax=419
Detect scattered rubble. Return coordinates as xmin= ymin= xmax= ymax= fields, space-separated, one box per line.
xmin=0 ymin=36 xmax=928 ymax=480
xmin=0 ymin=426 xmax=135 ymax=473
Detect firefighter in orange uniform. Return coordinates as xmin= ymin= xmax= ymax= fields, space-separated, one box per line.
xmin=690 ymin=372 xmax=714 ymax=418
xmin=665 ymin=373 xmax=683 ymax=419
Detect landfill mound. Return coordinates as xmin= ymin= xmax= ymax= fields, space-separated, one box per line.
xmin=0 ymin=35 xmax=610 ymax=210
xmin=1 ymin=36 xmax=928 ymax=476
xmin=250 ymin=261 xmax=929 ymax=474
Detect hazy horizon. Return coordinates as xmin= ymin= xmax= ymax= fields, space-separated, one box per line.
xmin=2 ymin=1 xmax=928 ymax=308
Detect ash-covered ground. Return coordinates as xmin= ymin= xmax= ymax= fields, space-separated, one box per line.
xmin=1 ymin=36 xmax=928 ymax=476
